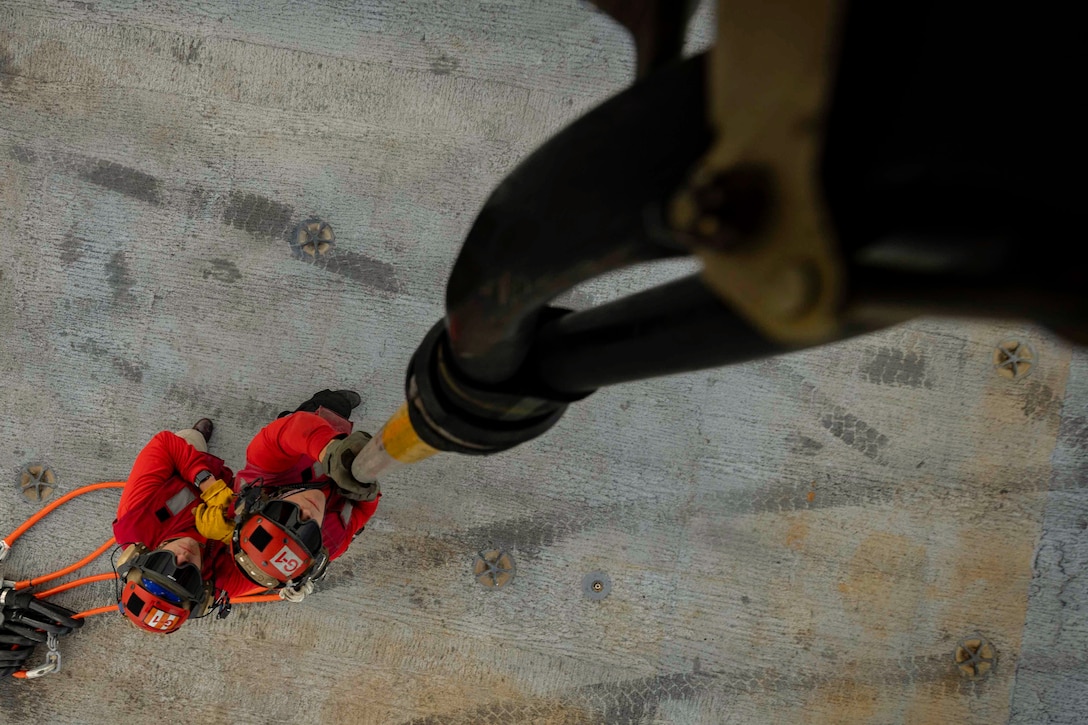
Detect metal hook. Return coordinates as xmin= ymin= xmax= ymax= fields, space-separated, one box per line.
xmin=23 ymin=651 xmax=61 ymax=679
xmin=23 ymin=634 xmax=61 ymax=679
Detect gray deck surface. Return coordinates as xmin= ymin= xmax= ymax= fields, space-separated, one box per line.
xmin=1 ymin=2 xmax=1085 ymax=723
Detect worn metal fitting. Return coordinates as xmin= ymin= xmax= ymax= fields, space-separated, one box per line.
xmin=18 ymin=463 xmax=56 ymax=503
xmin=993 ymin=340 xmax=1034 ymax=380
xmin=290 ymin=218 xmax=335 ymax=261
xmin=473 ymin=549 xmax=515 ymax=589
xmin=582 ymin=571 xmax=612 ymax=600
xmin=404 ymin=320 xmax=574 ymax=456
xmin=23 ymin=650 xmax=61 ymax=679
xmin=23 ymin=633 xmax=62 ymax=679
xmin=672 ymin=164 xmax=775 ymax=252
xmin=954 ymin=633 xmax=996 ymax=678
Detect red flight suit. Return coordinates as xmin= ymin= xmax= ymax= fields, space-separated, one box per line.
xmin=113 ymin=431 xmax=234 ymax=579
xmin=212 ymin=411 xmax=380 ymax=597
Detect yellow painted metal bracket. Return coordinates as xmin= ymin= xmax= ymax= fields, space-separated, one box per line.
xmin=671 ymin=0 xmax=845 ymax=345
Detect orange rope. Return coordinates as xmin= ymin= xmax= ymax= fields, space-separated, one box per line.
xmin=13 ymin=537 xmax=116 ymax=591
xmin=72 ymin=605 xmax=117 ymax=620
xmin=9 ymin=597 xmax=282 ymax=679
xmin=5 ymin=479 xmax=284 ymax=680
xmin=2 ymin=481 xmax=124 ymax=547
xmin=34 ymin=572 xmax=118 ymax=599
xmin=4 ymin=482 xmax=123 ymax=680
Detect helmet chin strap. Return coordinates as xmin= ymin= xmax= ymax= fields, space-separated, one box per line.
xmin=233 ymin=476 xmax=326 ymax=529
xmin=237 ymin=480 xmax=328 ymax=518
xmin=114 ymin=543 xmax=150 ymax=577
xmin=191 ymin=582 xmax=225 ymax=620
xmin=267 ymin=484 xmax=328 ymax=508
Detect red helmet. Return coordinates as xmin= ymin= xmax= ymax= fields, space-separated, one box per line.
xmin=116 ymin=547 xmax=207 ymax=634
xmin=232 ymin=499 xmax=325 ymax=589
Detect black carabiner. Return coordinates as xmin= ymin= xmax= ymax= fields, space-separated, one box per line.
xmin=26 ymin=598 xmax=83 ymax=630
xmin=0 ymin=622 xmax=47 ymax=642
xmin=0 ymin=633 xmax=38 ymax=646
xmin=0 ymin=648 xmax=35 ymax=663
xmin=5 ymin=611 xmax=71 ymax=635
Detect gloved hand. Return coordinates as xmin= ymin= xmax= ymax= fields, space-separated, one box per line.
xmin=279 ymin=579 xmax=314 ymax=603
xmin=322 ymin=431 xmax=380 ymax=502
xmin=193 ymin=479 xmax=235 ymax=543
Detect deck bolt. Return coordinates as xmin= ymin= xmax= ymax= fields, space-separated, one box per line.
xmin=18 ymin=463 xmax=56 ymax=503
xmin=473 ymin=549 xmax=515 ymax=589
xmin=954 ymin=633 xmax=996 ymax=678
xmin=994 ymin=340 xmax=1035 ymax=380
xmin=582 ymin=571 xmax=612 ymax=600
xmin=290 ymin=218 xmax=335 ymax=262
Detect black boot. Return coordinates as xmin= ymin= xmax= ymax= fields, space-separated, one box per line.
xmin=284 ymin=389 xmax=361 ymax=420
xmin=192 ymin=418 xmax=214 ymax=444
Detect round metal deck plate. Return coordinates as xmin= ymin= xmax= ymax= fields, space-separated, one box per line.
xmin=955 ymin=632 xmax=996 ymax=678
xmin=473 ymin=549 xmax=515 ymax=589
xmin=993 ymin=340 xmax=1035 ymax=380
xmin=18 ymin=462 xmax=56 ymax=503
xmin=290 ymin=218 xmax=335 ymax=262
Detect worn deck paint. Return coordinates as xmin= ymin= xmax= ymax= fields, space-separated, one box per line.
xmin=1 ymin=2 xmax=1085 ymax=723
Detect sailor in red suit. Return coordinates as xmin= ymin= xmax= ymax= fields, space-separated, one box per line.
xmin=112 ymin=420 xmax=233 ymax=633
xmin=211 ymin=390 xmax=380 ymax=599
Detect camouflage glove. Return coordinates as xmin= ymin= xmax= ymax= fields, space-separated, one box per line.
xmin=322 ymin=431 xmax=380 ymax=502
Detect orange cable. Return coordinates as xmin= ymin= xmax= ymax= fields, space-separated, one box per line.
xmin=34 ymin=572 xmax=118 ymax=599
xmin=232 ymin=594 xmax=282 ymax=603
xmin=65 ymin=596 xmax=280 ymax=621
xmin=2 ymin=481 xmax=124 ymax=547
xmin=4 ymin=482 xmax=123 ymax=680
xmin=73 ymin=605 xmax=117 ymax=620
xmin=10 ymin=596 xmax=281 ymax=678
xmin=0 ymin=480 xmax=283 ymax=680
xmin=4 ymin=476 xmax=281 ymax=679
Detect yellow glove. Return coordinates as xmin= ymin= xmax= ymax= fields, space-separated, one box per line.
xmin=194 ymin=479 xmax=235 ymax=543
xmin=200 ymin=479 xmax=233 ymax=507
